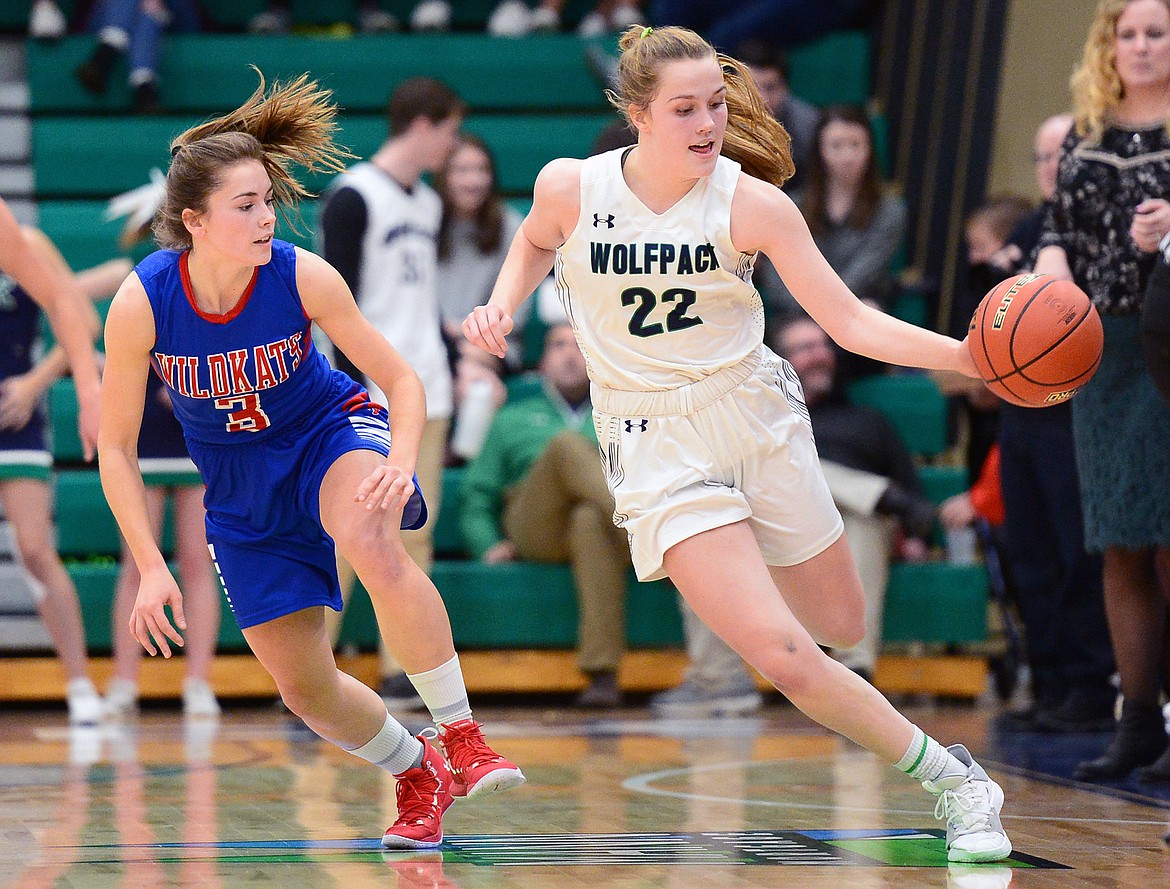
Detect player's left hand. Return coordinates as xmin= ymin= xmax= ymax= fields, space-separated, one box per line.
xmin=0 ymin=374 xmax=41 ymax=430
xmin=356 ymin=463 xmax=417 ymax=513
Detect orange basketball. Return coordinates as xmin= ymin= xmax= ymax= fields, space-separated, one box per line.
xmin=967 ymin=273 xmax=1103 ymax=408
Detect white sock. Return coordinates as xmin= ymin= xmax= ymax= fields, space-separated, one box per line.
xmin=895 ymin=726 xmax=966 ymax=783
xmin=408 ymin=655 xmax=473 ymax=726
xmin=344 ymin=712 xmax=423 ymax=775
xmin=66 ymin=677 xmax=98 ymax=699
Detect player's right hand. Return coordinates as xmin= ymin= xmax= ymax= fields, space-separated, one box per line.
xmin=130 ymin=566 xmax=186 ymax=658
xmin=463 ymin=304 xmax=514 ymax=360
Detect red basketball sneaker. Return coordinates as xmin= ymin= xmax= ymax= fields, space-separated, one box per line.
xmin=439 ymin=719 xmax=526 ymax=798
xmin=381 ymin=734 xmax=455 ymax=849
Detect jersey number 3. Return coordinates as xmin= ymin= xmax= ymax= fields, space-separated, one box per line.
xmin=216 ymin=393 xmax=271 ymax=433
xmin=621 ymin=287 xmax=704 ymax=338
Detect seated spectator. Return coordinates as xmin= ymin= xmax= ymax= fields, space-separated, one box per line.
xmin=756 ymin=105 xmax=907 ymax=322
xmin=651 ymin=317 xmax=936 ymax=714
xmin=435 ymin=134 xmax=528 ymax=366
xmin=488 ymin=0 xmax=641 ymax=36
xmin=75 ymin=0 xmax=202 ymax=113
xmin=735 ymin=39 xmax=819 ymax=192
xmin=448 ymin=338 xmax=508 ymax=465
xmin=459 ymin=324 xmax=631 ymax=708
xmin=246 ymin=0 xmax=416 ymax=32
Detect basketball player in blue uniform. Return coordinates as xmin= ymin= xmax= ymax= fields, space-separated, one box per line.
xmin=98 ymin=72 xmax=523 ymax=849
xmin=105 ymin=371 xmax=222 ymax=719
xmin=466 ymin=25 xmax=1012 ymax=863
xmin=0 ymin=224 xmax=113 ymax=724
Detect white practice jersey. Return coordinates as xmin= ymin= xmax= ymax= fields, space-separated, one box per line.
xmin=329 ymin=162 xmax=453 ymax=418
xmin=554 ymin=148 xmax=764 ymax=392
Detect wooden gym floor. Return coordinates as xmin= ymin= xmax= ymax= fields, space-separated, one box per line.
xmin=1 ymin=699 xmax=1168 ymax=888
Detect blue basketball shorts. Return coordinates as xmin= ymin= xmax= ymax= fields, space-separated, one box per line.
xmin=0 ymin=410 xmax=50 ymax=480
xmin=187 ymin=376 xmax=428 ymax=630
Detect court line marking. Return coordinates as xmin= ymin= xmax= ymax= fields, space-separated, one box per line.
xmin=622 ymin=759 xmax=1170 ymax=826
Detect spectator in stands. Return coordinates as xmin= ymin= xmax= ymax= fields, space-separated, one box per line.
xmin=647 ymin=0 xmax=871 ymax=51
xmin=246 ymin=0 xmax=443 ymax=33
xmin=74 ymin=0 xmax=202 ymax=114
xmin=652 ymin=316 xmax=937 ymax=713
xmin=0 ymin=225 xmax=113 ymax=724
xmin=460 ymin=323 xmax=631 ymax=708
xmin=1034 ymin=0 xmax=1170 ymax=783
xmin=964 ymin=115 xmax=1114 ymax=736
xmin=318 ymin=77 xmax=464 ymax=712
xmin=488 ymin=1 xmax=641 ymax=37
xmin=435 ymin=134 xmax=528 ymax=367
xmin=950 ymin=196 xmax=1034 ymax=493
xmin=755 ymin=105 xmax=906 ymax=326
xmin=448 ymin=339 xmax=508 ymax=465
xmin=735 ymin=39 xmax=819 ymax=192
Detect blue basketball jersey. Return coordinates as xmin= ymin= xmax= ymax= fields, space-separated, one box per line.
xmin=136 ymin=239 xmax=335 ymax=445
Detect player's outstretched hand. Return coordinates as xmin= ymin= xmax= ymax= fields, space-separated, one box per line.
xmin=357 ymin=463 xmax=417 ymax=513
xmin=130 ymin=566 xmax=186 ymax=658
xmin=463 ymin=304 xmax=514 ymax=360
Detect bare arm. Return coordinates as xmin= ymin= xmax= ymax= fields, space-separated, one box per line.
xmin=1033 ymin=245 xmax=1073 ymax=280
xmin=98 ymin=274 xmax=185 ymax=656
xmin=0 ymin=203 xmax=103 ymax=458
xmin=464 ymin=158 xmax=580 ymax=358
xmin=297 ymin=248 xmax=425 ymax=513
xmin=732 ymin=176 xmax=977 ymax=376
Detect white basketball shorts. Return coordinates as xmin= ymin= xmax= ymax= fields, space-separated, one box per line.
xmin=592 ymin=346 xmax=843 ymax=581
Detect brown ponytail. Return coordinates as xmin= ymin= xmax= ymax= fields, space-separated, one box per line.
xmin=154 ymin=68 xmax=353 ymax=250
xmin=607 ymin=25 xmax=794 ymax=188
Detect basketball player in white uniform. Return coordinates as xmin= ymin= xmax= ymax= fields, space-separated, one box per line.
xmin=465 ymin=25 xmax=1013 ymax=863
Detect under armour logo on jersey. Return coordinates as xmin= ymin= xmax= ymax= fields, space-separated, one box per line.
xmin=593 ymin=213 xmax=616 ymax=228
xmin=624 ymin=419 xmax=648 ymax=432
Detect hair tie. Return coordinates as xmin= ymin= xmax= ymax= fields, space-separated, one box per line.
xmin=640 ymin=26 xmax=652 ymax=38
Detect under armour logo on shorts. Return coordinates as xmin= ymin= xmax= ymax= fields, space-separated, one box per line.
xmin=593 ymin=213 xmax=616 ymax=228
xmin=624 ymin=418 xmax=648 ymax=432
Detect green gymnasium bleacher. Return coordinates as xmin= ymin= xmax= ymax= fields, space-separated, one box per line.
xmin=13 ymin=26 xmax=994 ymax=699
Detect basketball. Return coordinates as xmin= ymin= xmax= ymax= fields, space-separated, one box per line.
xmin=967 ymin=273 xmax=1103 ymax=407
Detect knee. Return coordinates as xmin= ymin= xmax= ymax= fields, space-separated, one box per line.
xmin=16 ymin=540 xmax=59 ymax=582
xmin=339 ymin=522 xmax=409 ymax=582
xmin=754 ymin=642 xmax=833 ymax=701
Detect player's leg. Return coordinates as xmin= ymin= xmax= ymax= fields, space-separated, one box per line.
xmin=242 ymin=607 xmax=453 ymax=848
xmin=106 ymin=485 xmax=167 ymax=717
xmin=0 ymin=477 xmax=101 ymax=723
xmin=664 ymin=522 xmax=1012 ymax=862
xmin=318 ymin=448 xmax=524 ymax=797
xmin=173 ymin=484 xmax=221 ymax=717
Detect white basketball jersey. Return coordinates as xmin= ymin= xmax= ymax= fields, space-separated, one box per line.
xmin=555 ymin=148 xmax=764 ymax=391
xmin=330 ymin=162 xmax=452 ymax=418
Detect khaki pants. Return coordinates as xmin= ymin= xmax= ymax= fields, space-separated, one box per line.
xmin=680 ymin=460 xmax=896 ymax=685
xmin=503 ymin=432 xmax=630 ymax=673
xmin=331 ymin=416 xmax=450 ymax=676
